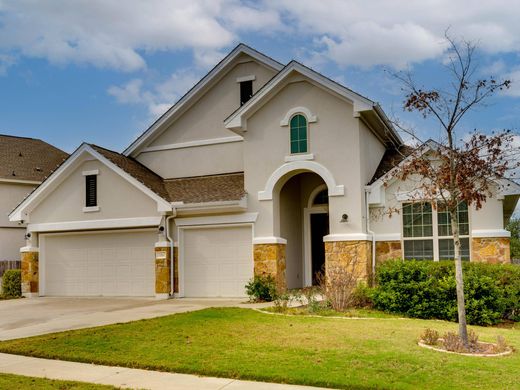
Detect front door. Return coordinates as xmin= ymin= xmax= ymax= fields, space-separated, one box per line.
xmin=310 ymin=213 xmax=329 ymax=285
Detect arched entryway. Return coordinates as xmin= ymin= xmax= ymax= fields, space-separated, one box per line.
xmin=278 ymin=172 xmax=329 ymax=289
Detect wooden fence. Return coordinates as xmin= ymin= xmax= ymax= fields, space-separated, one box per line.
xmin=0 ymin=260 xmax=21 ymax=277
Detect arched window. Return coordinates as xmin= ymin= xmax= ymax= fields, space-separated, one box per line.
xmin=313 ymin=189 xmax=329 ymax=205
xmin=290 ymin=114 xmax=308 ymax=154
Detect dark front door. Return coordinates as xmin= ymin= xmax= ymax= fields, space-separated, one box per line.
xmin=310 ymin=213 xmax=329 ymax=285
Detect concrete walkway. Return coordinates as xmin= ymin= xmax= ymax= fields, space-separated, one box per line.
xmin=0 ymin=353 xmax=326 ymax=390
xmin=0 ymin=297 xmax=271 ymax=341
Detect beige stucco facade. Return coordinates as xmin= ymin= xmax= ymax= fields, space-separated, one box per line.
xmin=10 ymin=45 xmax=518 ymax=299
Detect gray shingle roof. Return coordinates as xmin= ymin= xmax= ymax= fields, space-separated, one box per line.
xmin=91 ymin=144 xmax=245 ymax=204
xmin=0 ymin=134 xmax=68 ymax=181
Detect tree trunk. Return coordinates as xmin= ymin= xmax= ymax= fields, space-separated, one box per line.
xmin=451 ymin=209 xmax=469 ymax=347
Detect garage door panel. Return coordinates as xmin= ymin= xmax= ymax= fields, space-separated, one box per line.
xmin=43 ymin=230 xmax=155 ymax=297
xmin=183 ymin=226 xmax=252 ymax=298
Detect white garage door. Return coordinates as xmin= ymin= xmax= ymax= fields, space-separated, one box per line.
xmin=41 ymin=230 xmax=156 ymax=297
xmin=183 ymin=225 xmax=252 ymax=297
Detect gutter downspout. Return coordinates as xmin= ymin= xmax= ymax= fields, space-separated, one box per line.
xmin=365 ymin=188 xmax=376 ymax=286
xmin=166 ymin=209 xmax=177 ymax=298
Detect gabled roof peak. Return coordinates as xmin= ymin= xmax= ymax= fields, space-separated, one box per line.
xmin=123 ymin=43 xmax=284 ymax=157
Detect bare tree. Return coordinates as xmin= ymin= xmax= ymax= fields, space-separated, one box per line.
xmin=389 ymin=34 xmax=519 ymax=346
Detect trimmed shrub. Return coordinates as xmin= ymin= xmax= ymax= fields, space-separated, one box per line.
xmin=245 ymin=275 xmax=277 ymax=302
xmin=2 ymin=269 xmax=21 ymax=298
xmin=372 ymin=260 xmax=520 ymax=325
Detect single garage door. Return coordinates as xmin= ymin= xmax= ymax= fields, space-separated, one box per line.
xmin=183 ymin=225 xmax=252 ymax=297
xmin=41 ymin=230 xmax=156 ymax=297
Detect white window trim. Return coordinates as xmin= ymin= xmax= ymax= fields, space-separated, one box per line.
xmin=83 ymin=206 xmax=100 ymax=213
xmin=401 ymin=201 xmax=472 ymax=261
xmin=284 ymin=153 xmax=314 ymax=163
xmin=236 ymin=75 xmax=256 ymax=83
xmin=82 ymin=169 xmax=99 ymax=176
xmin=280 ymin=107 xmax=317 ymax=127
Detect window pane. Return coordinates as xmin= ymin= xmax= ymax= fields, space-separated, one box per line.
xmin=439 ymin=238 xmax=470 ymax=261
xmin=402 ymin=202 xmax=433 ymax=238
xmin=289 ymin=114 xmax=307 ymax=154
xmin=404 ymin=239 xmax=434 ymax=260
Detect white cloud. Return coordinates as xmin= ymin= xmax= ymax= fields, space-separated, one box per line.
xmin=107 ymin=79 xmax=144 ymax=104
xmin=107 ymin=68 xmax=201 ymax=119
xmin=501 ymin=68 xmax=520 ymax=97
xmin=3 ymin=0 xmax=520 ymax=73
xmin=0 ymin=54 xmax=15 ymax=75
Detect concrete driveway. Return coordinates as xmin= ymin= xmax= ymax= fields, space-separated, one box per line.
xmin=0 ymin=297 xmax=267 ymax=341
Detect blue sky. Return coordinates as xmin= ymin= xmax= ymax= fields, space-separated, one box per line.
xmin=1 ymin=0 xmax=519 ymax=158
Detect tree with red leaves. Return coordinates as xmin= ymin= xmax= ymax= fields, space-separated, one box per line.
xmin=391 ymin=35 xmax=519 ymax=347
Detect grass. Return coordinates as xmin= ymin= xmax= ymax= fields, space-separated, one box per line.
xmin=0 ymin=307 xmax=518 ymax=389
xmin=262 ymin=306 xmax=401 ymax=318
xmin=0 ymin=373 xmax=119 ymax=389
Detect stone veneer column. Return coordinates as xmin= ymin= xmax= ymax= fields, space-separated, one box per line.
xmin=253 ymin=244 xmax=286 ymax=291
xmin=21 ymin=247 xmax=39 ymax=298
xmin=173 ymin=246 xmax=179 ymax=293
xmin=154 ymin=244 xmax=171 ymax=299
xmin=375 ymin=241 xmax=402 ymax=264
xmin=471 ymin=237 xmax=510 ymax=264
xmin=325 ymin=240 xmax=372 ymax=283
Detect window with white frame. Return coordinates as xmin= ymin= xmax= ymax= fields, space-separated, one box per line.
xmin=402 ymin=201 xmax=470 ymax=261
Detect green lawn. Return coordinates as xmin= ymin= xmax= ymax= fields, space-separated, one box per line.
xmin=0 ymin=373 xmax=119 ymax=389
xmin=0 ymin=308 xmax=518 ymax=390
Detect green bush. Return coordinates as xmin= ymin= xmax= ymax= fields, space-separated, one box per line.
xmin=372 ymin=260 xmax=520 ymax=325
xmin=245 ymin=275 xmax=277 ymax=302
xmin=2 ymin=269 xmax=21 ymax=298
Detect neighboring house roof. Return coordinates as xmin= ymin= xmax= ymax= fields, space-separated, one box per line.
xmin=165 ymin=173 xmax=245 ymax=204
xmin=123 ymin=43 xmax=284 ymax=157
xmin=224 ymin=60 xmax=403 ymax=146
xmin=0 ymin=134 xmax=68 ymax=182
xmin=369 ymin=144 xmax=415 ymax=184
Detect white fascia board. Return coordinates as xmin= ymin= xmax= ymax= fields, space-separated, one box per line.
xmin=225 ymin=61 xmax=376 ymax=131
xmin=172 ymin=197 xmax=247 ymax=215
xmin=28 ymin=216 xmax=162 ymax=233
xmin=9 ymin=143 xmax=91 ymax=222
xmin=174 ymin=212 xmax=258 ymax=227
xmin=142 ymin=136 xmax=243 ymax=153
xmin=124 ymin=44 xmax=283 ymax=157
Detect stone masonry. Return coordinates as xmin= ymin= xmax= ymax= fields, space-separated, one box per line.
xmin=375 ymin=241 xmax=402 ymax=264
xmin=21 ymin=250 xmax=39 ymax=296
xmin=154 ymin=246 xmax=171 ymax=295
xmin=471 ymin=237 xmax=510 ymax=264
xmin=325 ymin=240 xmax=372 ymax=282
xmin=253 ymin=243 xmax=286 ymax=291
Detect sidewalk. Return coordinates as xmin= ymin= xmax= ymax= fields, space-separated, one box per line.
xmin=0 ymin=353 xmax=328 ymax=390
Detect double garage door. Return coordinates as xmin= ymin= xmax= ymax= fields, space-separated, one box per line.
xmin=41 ymin=230 xmax=156 ymax=297
xmin=40 ymin=226 xmax=252 ymax=298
